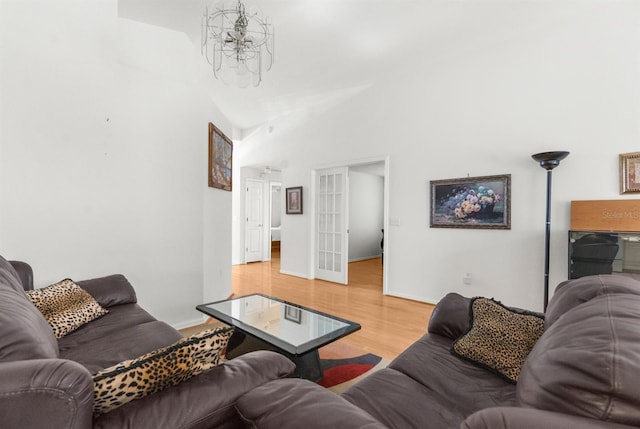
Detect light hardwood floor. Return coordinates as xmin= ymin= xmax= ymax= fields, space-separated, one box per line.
xmin=232 ymin=250 xmax=435 ymax=361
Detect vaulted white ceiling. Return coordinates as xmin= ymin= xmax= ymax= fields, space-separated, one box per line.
xmin=118 ymin=0 xmax=523 ymax=133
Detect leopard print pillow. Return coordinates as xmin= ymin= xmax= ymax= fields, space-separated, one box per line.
xmin=451 ymin=297 xmax=544 ymax=383
xmin=92 ymin=326 xmax=234 ymax=416
xmin=25 ymin=279 xmax=109 ymax=338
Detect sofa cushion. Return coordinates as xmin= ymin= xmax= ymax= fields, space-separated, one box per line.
xmin=237 ymin=378 xmax=388 ymax=429
xmin=451 ymin=298 xmax=544 ymax=383
xmin=58 ymin=304 xmax=181 ymax=373
xmin=92 ymin=326 xmax=234 ymax=415
xmin=25 ymin=279 xmax=109 ymax=338
xmin=367 ymin=334 xmax=516 ymax=429
xmin=518 ymin=293 xmax=640 ymax=426
xmin=545 ymin=274 xmax=640 ymax=327
xmin=0 ymin=287 xmax=59 ymax=361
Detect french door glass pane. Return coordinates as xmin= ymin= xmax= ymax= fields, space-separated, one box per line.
xmin=335 ymin=174 xmax=342 ymax=193
xmin=327 ymin=214 xmax=335 ymax=232
xmin=319 ymin=214 xmax=327 ymax=233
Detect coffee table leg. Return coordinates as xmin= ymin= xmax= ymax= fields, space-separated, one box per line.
xmin=291 ymin=350 xmax=322 ymax=382
xmin=225 ymin=331 xmax=323 ymax=381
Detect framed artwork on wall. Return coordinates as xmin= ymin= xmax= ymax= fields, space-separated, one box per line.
xmin=430 ymin=174 xmax=511 ymax=229
xmin=208 ymin=122 xmax=232 ymax=191
xmin=286 ymin=186 xmax=303 ymax=214
xmin=619 ymin=152 xmax=640 ymax=194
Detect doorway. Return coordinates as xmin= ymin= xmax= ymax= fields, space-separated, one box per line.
xmin=269 ymin=182 xmax=282 ymax=267
xmin=239 ymin=167 xmax=283 ymax=265
xmin=244 ymin=178 xmax=264 ymax=263
xmin=310 ymin=158 xmax=388 ymax=292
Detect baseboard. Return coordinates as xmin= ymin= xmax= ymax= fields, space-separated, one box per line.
xmin=171 ymin=315 xmax=208 ymax=331
xmin=279 ymin=269 xmax=310 ymax=279
xmin=349 ymin=255 xmax=383 ymax=263
xmin=384 ymin=290 xmax=438 ymax=306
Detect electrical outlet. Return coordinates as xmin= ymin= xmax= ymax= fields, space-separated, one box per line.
xmin=463 ymin=273 xmax=472 ymax=285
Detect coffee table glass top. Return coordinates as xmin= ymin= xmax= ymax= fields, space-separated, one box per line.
xmin=196 ymin=294 xmax=360 ymax=356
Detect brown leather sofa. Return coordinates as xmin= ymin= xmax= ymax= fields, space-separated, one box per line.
xmin=0 ymin=255 xmax=295 ymax=429
xmin=236 ymin=274 xmax=640 ymax=429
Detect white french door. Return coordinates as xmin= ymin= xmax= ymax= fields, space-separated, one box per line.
xmin=315 ymin=167 xmax=349 ymax=284
xmin=245 ymin=179 xmax=264 ymax=263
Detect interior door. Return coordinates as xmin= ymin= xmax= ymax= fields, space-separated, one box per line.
xmin=315 ymin=167 xmax=349 ymax=284
xmin=245 ymin=179 xmax=264 ymax=263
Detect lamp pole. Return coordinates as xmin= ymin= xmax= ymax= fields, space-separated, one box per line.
xmin=532 ymin=151 xmax=569 ymax=311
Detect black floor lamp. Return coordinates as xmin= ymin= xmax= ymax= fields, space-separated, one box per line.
xmin=532 ymin=151 xmax=569 ymax=311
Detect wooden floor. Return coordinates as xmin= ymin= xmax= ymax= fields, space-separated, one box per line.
xmin=232 ymin=251 xmax=435 ymax=360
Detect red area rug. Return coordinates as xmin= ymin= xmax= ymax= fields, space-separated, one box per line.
xmin=318 ymin=353 xmax=382 ymax=388
xmin=317 ymin=342 xmax=386 ymax=392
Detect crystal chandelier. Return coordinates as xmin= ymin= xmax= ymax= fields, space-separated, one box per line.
xmin=201 ymin=0 xmax=274 ymax=88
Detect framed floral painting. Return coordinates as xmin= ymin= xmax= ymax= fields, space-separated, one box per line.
xmin=430 ymin=174 xmax=511 ymax=229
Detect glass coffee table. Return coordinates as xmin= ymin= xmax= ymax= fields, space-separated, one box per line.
xmin=196 ymin=293 xmax=361 ymax=380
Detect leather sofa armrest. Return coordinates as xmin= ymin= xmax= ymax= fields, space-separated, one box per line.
xmin=95 ymin=351 xmax=297 ymax=428
xmin=76 ymin=274 xmax=137 ymax=307
xmin=427 ymin=292 xmax=471 ymax=339
xmin=462 ymin=407 xmax=635 ymax=429
xmin=9 ymin=260 xmax=33 ymax=290
xmin=0 ymin=359 xmax=94 ymax=429
xmin=236 ymin=378 xmax=388 ymax=429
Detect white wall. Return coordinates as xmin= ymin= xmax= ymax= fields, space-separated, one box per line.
xmin=349 ymin=171 xmax=384 ymax=261
xmin=0 ymin=0 xmax=233 ymax=328
xmin=234 ymin=1 xmax=640 ymax=312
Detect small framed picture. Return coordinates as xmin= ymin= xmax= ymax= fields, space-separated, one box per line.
xmin=208 ymin=122 xmax=232 ymax=191
xmin=619 ymin=152 xmax=640 ymax=194
xmin=286 ymin=186 xmax=303 ymax=214
xmin=284 ymin=305 xmax=302 ymax=324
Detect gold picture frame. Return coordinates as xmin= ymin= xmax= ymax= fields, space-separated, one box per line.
xmin=208 ymin=122 xmax=232 ymax=191
xmin=619 ymin=152 xmax=640 ymax=194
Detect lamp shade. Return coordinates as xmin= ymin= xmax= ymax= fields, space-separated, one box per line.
xmin=532 ymin=151 xmax=570 ymax=171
